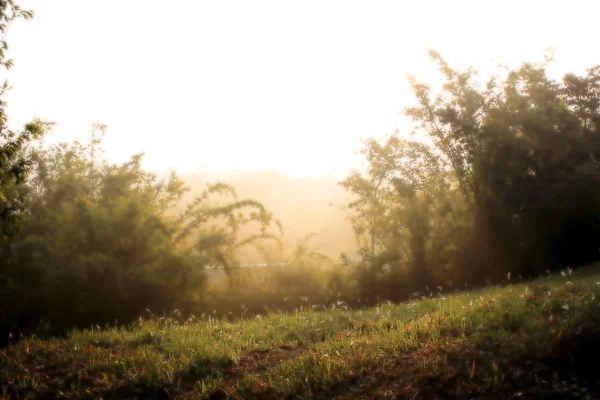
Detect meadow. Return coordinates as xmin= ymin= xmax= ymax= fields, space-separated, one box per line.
xmin=4 ymin=3 xmax=600 ymax=399
xmin=3 ymin=265 xmax=600 ymax=399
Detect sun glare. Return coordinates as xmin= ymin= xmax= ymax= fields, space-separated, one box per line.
xmin=5 ymin=0 xmax=600 ymax=177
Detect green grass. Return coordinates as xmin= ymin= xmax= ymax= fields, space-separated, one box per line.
xmin=3 ymin=266 xmax=600 ymax=399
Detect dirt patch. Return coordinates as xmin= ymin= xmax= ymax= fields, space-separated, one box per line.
xmin=321 ymin=332 xmax=600 ymax=400
xmin=222 ymin=343 xmax=308 ymax=386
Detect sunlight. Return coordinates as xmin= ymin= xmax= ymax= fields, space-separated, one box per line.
xmin=5 ymin=0 xmax=598 ymax=177
xmin=3 ymin=2 xmax=600 ymax=397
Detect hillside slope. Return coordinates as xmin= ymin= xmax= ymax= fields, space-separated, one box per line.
xmin=2 ymin=266 xmax=600 ymax=399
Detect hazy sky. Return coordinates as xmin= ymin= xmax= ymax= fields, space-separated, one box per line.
xmin=4 ymin=0 xmax=599 ymax=177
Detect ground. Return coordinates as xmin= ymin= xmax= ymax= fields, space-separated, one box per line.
xmin=2 ymin=266 xmax=600 ymax=399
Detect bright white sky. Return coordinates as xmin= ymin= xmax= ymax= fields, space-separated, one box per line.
xmin=3 ymin=0 xmax=599 ymax=177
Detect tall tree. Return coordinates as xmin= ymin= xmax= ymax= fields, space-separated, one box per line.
xmin=407 ymin=51 xmax=600 ymax=278
xmin=341 ymin=134 xmax=457 ymax=298
xmin=7 ymin=135 xmax=282 ymax=333
xmin=0 ymin=1 xmax=48 ymax=278
xmin=340 ymin=136 xmax=401 ymax=259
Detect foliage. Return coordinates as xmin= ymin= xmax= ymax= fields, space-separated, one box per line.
xmin=342 ymin=53 xmax=600 ymax=301
xmin=0 ymin=136 xmax=282 ymax=339
xmin=407 ymin=52 xmax=600 ymax=277
xmin=341 ymin=134 xmax=467 ymax=300
xmin=174 ymin=180 xmax=282 ymax=289
xmin=0 ymin=0 xmax=33 ymax=70
xmin=199 ymin=234 xmax=349 ymax=319
xmin=0 ymin=1 xmax=46 ymax=256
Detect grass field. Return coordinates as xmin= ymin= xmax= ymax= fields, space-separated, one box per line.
xmin=3 ymin=266 xmax=600 ymax=399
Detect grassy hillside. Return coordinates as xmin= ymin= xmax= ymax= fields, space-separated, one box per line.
xmin=3 ymin=266 xmax=600 ymax=399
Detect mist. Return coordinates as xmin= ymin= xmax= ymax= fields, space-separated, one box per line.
xmin=3 ymin=1 xmax=600 ymax=398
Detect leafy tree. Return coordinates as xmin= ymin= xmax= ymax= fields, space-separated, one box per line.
xmin=340 ymin=136 xmax=402 ymax=259
xmin=2 ymin=134 xmax=282 ymax=335
xmin=344 ymin=53 xmax=600 ymax=300
xmin=0 ymin=0 xmax=33 ymax=70
xmin=174 ymin=181 xmax=282 ymax=289
xmin=341 ymin=135 xmax=459 ymax=299
xmin=407 ymin=51 xmax=600 ymax=279
xmin=0 ymin=1 xmax=48 ymax=281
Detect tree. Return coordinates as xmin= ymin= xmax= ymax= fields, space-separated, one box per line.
xmin=174 ymin=181 xmax=282 ymax=289
xmin=340 ymin=136 xmax=401 ymax=259
xmin=0 ymin=1 xmax=33 ymax=69
xmin=0 ymin=1 xmax=48 ymax=281
xmin=343 ymin=53 xmax=600 ymax=298
xmin=406 ymin=51 xmax=600 ymax=279
xmin=3 ymin=134 xmax=283 ymax=334
xmin=341 ymin=134 xmax=457 ymax=299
